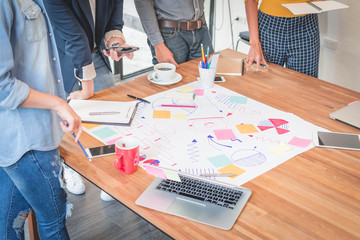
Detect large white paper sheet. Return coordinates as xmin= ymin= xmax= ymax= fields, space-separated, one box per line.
xmin=82 ymin=82 xmax=324 ymax=186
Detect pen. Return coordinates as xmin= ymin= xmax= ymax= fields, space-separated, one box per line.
xmin=72 ymin=133 xmax=89 ymax=159
xmin=306 ymin=1 xmax=323 ymax=11
xmin=200 ymin=173 xmax=237 ymax=177
xmin=89 ymin=111 xmax=120 ymax=115
xmin=161 ymin=104 xmax=196 ymax=108
xmin=127 ymin=94 xmax=151 ymax=104
xmin=241 ymin=58 xmax=244 ymax=75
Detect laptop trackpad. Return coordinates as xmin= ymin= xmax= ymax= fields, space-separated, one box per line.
xmin=167 ymin=197 xmax=206 ymax=219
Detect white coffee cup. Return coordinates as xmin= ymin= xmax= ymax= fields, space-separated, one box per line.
xmin=153 ymin=63 xmax=176 ymax=82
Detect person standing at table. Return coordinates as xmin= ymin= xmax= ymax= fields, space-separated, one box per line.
xmin=244 ymin=0 xmax=321 ymax=77
xmin=43 ymin=0 xmax=134 ymax=201
xmin=0 ymin=0 xmax=82 ymax=238
xmin=135 ymin=0 xmax=214 ymax=66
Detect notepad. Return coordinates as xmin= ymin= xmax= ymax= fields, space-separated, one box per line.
xmin=69 ymin=99 xmax=139 ymax=126
xmin=216 ymin=55 xmax=244 ymax=76
xmin=282 ymin=1 xmax=349 ymax=15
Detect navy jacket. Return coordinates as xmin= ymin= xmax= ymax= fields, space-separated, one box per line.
xmin=43 ymin=0 xmax=124 ymax=93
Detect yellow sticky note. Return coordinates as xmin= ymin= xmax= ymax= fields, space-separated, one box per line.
xmin=177 ymin=85 xmax=196 ymax=93
xmin=270 ymin=143 xmax=291 ymax=155
xmin=163 ymin=169 xmax=181 ymax=182
xmin=82 ymin=122 xmax=101 ymax=129
xmin=153 ymin=110 xmax=171 ymax=119
xmin=172 ymin=113 xmax=186 ymax=120
xmin=236 ymin=124 xmax=258 ymax=134
xmin=218 ymin=164 xmax=246 ymax=179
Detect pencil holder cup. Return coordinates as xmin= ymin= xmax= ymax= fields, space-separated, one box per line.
xmin=198 ymin=65 xmax=216 ymax=89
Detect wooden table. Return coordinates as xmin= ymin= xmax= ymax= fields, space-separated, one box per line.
xmin=59 ymin=49 xmax=360 ymax=240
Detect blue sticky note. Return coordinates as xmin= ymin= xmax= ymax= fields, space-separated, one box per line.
xmin=229 ymin=96 xmax=247 ymax=104
xmin=208 ymin=154 xmax=232 ymax=168
xmin=93 ymin=127 xmax=117 ymax=139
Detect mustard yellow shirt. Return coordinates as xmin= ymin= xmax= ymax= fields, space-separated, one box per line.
xmin=245 ymin=0 xmax=309 ymax=18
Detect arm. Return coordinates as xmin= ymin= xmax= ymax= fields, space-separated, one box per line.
xmin=134 ymin=0 xmax=178 ymax=66
xmin=245 ymin=0 xmax=267 ymax=70
xmin=102 ymin=0 xmax=135 ymax=62
xmin=43 ymin=0 xmax=95 ymax=99
xmin=20 ymin=89 xmax=82 ymax=142
xmin=0 ymin=5 xmax=82 ymax=141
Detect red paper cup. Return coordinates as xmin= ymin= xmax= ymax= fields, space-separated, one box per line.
xmin=114 ymin=137 xmax=139 ymax=175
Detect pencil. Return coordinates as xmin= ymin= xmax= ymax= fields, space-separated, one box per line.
xmin=201 ymin=43 xmax=205 ymax=64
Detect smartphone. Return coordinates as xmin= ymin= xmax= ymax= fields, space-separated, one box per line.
xmin=85 ymin=144 xmax=116 ymax=158
xmin=105 ymin=46 xmax=139 ymax=54
xmin=214 ymin=76 xmax=226 ymax=82
xmin=313 ymin=131 xmax=360 ymax=151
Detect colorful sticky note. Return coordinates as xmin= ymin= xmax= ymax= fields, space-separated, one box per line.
xmin=218 ymin=164 xmax=246 ymax=179
xmin=144 ymin=165 xmax=167 ymax=179
xmin=213 ymin=129 xmax=236 ymax=140
xmin=229 ymin=96 xmax=247 ymax=104
xmin=288 ymin=137 xmax=313 ymax=148
xmin=208 ymin=154 xmax=232 ymax=168
xmin=93 ymin=127 xmax=117 ymax=139
xmin=177 ymin=85 xmax=196 ymax=93
xmin=194 ymin=89 xmax=204 ymax=96
xmin=172 ymin=112 xmax=186 ymax=120
xmin=236 ymin=124 xmax=259 ymax=134
xmin=163 ymin=169 xmax=181 ymax=182
xmin=153 ymin=110 xmax=171 ymax=119
xmin=82 ymin=122 xmax=101 ymax=129
xmin=269 ymin=143 xmax=292 ymax=155
xmin=106 ymin=136 xmax=123 ymax=145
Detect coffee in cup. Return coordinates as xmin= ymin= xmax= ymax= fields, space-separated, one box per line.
xmin=153 ymin=63 xmax=176 ymax=82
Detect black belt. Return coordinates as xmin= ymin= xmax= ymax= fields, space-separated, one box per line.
xmin=158 ymin=16 xmax=205 ymax=31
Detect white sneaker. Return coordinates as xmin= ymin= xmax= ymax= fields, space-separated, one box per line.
xmin=62 ymin=163 xmax=85 ymax=195
xmin=100 ymin=191 xmax=115 ymax=201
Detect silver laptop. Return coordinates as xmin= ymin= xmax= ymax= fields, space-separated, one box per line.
xmin=135 ymin=166 xmax=251 ymax=230
xmin=329 ymin=101 xmax=360 ymax=129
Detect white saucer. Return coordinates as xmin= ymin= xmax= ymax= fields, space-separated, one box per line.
xmin=147 ymin=72 xmax=182 ymax=86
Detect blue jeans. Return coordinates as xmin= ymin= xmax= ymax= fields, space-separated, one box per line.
xmin=0 ymin=149 xmax=70 ymax=240
xmin=72 ymin=49 xmax=115 ymax=92
xmin=149 ymin=24 xmax=214 ymax=65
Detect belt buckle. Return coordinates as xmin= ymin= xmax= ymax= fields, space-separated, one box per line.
xmin=187 ymin=20 xmax=201 ymax=31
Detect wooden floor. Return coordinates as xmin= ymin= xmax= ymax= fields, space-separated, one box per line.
xmin=65 ymin=178 xmax=173 ymax=240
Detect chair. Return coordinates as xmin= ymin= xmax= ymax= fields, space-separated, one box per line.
xmin=235 ymin=31 xmax=250 ymax=50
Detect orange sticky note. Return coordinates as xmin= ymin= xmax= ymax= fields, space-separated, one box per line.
xmin=218 ymin=164 xmax=246 ymax=179
xmin=82 ymin=122 xmax=101 ymax=129
xmin=236 ymin=124 xmax=259 ymax=134
xmin=153 ymin=110 xmax=171 ymax=119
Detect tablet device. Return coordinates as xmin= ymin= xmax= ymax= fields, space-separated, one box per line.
xmin=313 ymin=131 xmax=360 ymax=151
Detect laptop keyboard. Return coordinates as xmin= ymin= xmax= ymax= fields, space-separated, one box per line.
xmin=155 ymin=175 xmax=243 ymax=209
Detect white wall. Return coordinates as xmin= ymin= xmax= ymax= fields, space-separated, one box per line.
xmin=210 ymin=0 xmax=360 ymax=92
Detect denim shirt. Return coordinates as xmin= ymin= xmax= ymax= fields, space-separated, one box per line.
xmin=0 ymin=0 xmax=66 ymax=167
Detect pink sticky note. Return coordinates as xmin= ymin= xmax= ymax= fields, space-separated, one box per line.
xmin=288 ymin=137 xmax=313 ymax=148
xmin=194 ymin=89 xmax=204 ymax=96
xmin=144 ymin=165 xmax=167 ymax=179
xmin=213 ymin=129 xmax=236 ymax=140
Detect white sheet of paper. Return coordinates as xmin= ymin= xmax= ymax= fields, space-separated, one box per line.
xmin=282 ymin=1 xmax=349 ymax=15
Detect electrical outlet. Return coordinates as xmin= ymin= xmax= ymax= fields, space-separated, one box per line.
xmin=323 ymin=38 xmax=338 ymax=50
